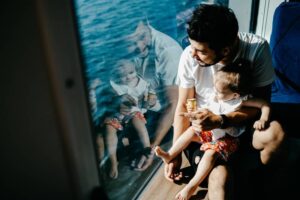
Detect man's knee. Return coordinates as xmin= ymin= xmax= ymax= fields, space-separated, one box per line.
xmin=270 ymin=121 xmax=285 ymax=144
xmin=252 ymin=120 xmax=285 ymax=149
xmin=208 ymin=165 xmax=228 ymax=186
xmin=208 ymin=166 xmax=229 ymax=200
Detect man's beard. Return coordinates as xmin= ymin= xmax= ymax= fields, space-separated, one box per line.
xmin=198 ymin=51 xmax=225 ymax=67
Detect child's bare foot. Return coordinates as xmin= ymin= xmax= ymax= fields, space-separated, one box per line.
xmin=175 ymin=185 xmax=197 ymax=200
xmin=131 ymin=147 xmax=154 ymax=171
xmin=109 ymin=162 xmax=118 ymax=179
xmin=154 ymin=146 xmax=172 ymax=163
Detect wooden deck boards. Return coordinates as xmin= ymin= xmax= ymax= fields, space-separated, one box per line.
xmin=138 ymin=155 xmax=207 ymax=200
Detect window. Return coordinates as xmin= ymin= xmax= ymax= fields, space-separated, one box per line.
xmin=73 ymin=0 xmax=228 ymax=199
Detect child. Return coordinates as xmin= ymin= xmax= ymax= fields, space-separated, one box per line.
xmin=155 ymin=61 xmax=270 ymax=200
xmin=104 ymin=59 xmax=159 ymax=179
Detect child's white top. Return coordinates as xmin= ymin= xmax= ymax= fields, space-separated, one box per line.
xmin=110 ymin=76 xmax=149 ymax=113
xmin=201 ymin=94 xmax=249 ymax=140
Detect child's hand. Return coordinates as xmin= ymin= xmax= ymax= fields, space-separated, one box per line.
xmin=253 ymin=119 xmax=268 ymax=130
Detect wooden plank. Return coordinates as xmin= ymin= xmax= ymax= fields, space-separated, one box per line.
xmin=138 ymin=155 xmax=207 ymax=200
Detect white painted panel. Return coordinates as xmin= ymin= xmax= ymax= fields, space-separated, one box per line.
xmin=229 ymin=0 xmax=253 ymax=32
xmin=256 ymin=0 xmax=283 ymax=41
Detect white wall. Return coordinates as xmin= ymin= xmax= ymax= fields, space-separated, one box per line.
xmin=229 ymin=0 xmax=285 ymax=40
xmin=255 ymin=0 xmax=283 ymax=41
xmin=229 ymin=0 xmax=253 ymax=33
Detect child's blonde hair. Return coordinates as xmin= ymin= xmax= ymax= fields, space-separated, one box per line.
xmin=214 ymin=59 xmax=251 ymax=96
xmin=112 ymin=59 xmax=136 ymax=82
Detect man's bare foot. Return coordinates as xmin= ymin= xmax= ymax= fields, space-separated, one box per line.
xmin=154 ymin=146 xmax=172 ymax=163
xmin=109 ymin=162 xmax=118 ymax=179
xmin=175 ymin=184 xmax=197 ymax=200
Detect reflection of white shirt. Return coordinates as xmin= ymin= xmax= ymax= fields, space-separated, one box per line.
xmin=134 ymin=26 xmax=183 ymax=110
xmin=150 ymin=26 xmax=183 ymax=86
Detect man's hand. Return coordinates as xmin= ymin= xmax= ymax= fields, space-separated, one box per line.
xmin=164 ymin=155 xmax=182 ymax=182
xmin=180 ymin=108 xmax=222 ymax=132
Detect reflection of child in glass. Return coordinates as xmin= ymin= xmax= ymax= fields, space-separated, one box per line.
xmin=104 ymin=59 xmax=159 ymax=179
xmin=155 ymin=61 xmax=270 ymax=200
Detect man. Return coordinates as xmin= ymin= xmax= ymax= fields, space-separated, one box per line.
xmin=165 ymin=4 xmax=285 ymax=199
xmin=126 ymin=19 xmax=183 ymax=170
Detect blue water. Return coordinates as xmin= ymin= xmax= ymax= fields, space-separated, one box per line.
xmin=73 ymin=0 xmax=228 ymax=124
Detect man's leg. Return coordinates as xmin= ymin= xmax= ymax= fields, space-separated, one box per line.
xmin=252 ymin=120 xmax=285 ymax=164
xmin=207 ymin=164 xmax=233 ymax=200
xmin=176 ymin=149 xmax=218 ymax=200
xmin=184 ymin=142 xmax=202 ymax=169
xmin=186 ymin=144 xmax=234 ymax=200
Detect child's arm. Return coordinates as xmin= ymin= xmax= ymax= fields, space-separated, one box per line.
xmin=242 ymin=98 xmax=270 ymax=130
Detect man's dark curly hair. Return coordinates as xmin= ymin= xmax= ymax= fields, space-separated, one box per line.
xmin=187 ymin=4 xmax=239 ymax=52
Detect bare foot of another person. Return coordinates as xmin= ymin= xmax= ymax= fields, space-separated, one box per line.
xmin=175 ymin=184 xmax=197 ymax=200
xmin=109 ymin=162 xmax=118 ymax=179
xmin=154 ymin=146 xmax=172 ymax=163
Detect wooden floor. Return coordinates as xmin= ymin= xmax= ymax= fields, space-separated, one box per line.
xmin=138 ymin=137 xmax=300 ymax=200
xmin=138 ymin=155 xmax=208 ymax=200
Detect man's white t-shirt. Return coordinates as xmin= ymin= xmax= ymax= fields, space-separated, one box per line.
xmin=177 ymin=32 xmax=275 ymax=108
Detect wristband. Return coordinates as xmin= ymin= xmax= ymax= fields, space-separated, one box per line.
xmin=220 ymin=114 xmax=229 ymax=129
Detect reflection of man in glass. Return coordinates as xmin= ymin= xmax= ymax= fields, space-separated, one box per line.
xmin=126 ymin=19 xmax=183 ymax=170
xmin=105 ymin=59 xmax=153 ymax=179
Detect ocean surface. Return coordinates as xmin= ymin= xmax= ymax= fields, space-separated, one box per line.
xmin=73 ymin=0 xmax=230 ymax=123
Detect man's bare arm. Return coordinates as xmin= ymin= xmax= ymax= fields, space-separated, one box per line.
xmin=185 ymin=107 xmax=258 ymax=132
xmin=151 ymin=85 xmax=178 ymax=147
xmin=173 ymin=87 xmax=195 ymax=142
xmin=188 ymin=85 xmax=272 ymax=131
xmin=223 ymin=84 xmax=272 ymax=126
xmin=242 ymin=98 xmax=270 ymax=121
xmin=163 ymin=86 xmax=194 ymax=182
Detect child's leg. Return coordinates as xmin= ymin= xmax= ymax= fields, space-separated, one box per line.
xmin=176 ymin=149 xmax=218 ymax=200
xmin=131 ymin=116 xmax=150 ymax=148
xmin=155 ymin=126 xmax=198 ymax=163
xmin=96 ymin=134 xmax=105 ymax=163
xmin=105 ymin=124 xmax=119 ymax=179
xmin=131 ymin=116 xmax=153 ymax=170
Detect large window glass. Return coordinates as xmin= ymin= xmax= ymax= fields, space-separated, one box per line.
xmin=73 ymin=0 xmax=228 ymax=199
